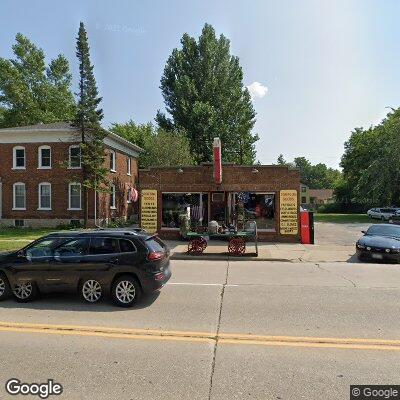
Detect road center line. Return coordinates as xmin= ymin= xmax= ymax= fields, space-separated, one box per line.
xmin=0 ymin=321 xmax=399 ymax=351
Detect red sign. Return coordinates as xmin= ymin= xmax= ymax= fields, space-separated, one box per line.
xmin=213 ymin=137 xmax=222 ymax=184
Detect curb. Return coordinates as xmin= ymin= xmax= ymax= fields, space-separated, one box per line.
xmin=170 ymin=254 xmax=294 ymax=262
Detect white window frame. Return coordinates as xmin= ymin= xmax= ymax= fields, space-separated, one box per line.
xmin=13 ymin=182 xmax=26 ymax=210
xmin=110 ymin=184 xmax=116 ymax=209
xmin=38 ymin=182 xmax=52 ymax=210
xmin=127 ymin=188 xmax=132 ymax=204
xmin=13 ymin=146 xmax=26 ymax=170
xmin=68 ymin=145 xmax=81 ymax=169
xmin=68 ymin=182 xmax=82 ymax=210
xmin=38 ymin=145 xmax=52 ymax=169
xmin=110 ymin=150 xmax=116 ymax=172
xmin=127 ymin=156 xmax=131 ymax=176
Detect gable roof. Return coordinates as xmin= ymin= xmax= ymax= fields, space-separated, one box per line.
xmin=0 ymin=122 xmax=143 ymax=156
xmin=309 ymin=189 xmax=334 ymax=201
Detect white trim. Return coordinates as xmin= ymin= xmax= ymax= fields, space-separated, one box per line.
xmin=38 ymin=145 xmax=52 ymax=169
xmin=69 ymin=145 xmax=81 ymax=169
xmin=110 ymin=184 xmax=116 ymax=209
xmin=68 ymin=182 xmax=82 ymax=210
xmin=13 ymin=182 xmax=26 ymax=210
xmin=38 ymin=182 xmax=52 ymax=210
xmin=13 ymin=146 xmax=26 ymax=169
xmin=110 ymin=150 xmax=116 ymax=172
xmin=104 ymin=134 xmax=141 ymax=158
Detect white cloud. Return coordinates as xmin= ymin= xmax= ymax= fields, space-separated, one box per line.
xmin=246 ymin=81 xmax=268 ymax=99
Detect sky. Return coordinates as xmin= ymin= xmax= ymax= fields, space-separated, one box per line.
xmin=1 ymin=0 xmax=400 ymax=168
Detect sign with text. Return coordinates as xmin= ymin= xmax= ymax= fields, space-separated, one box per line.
xmin=140 ymin=190 xmax=158 ymax=233
xmin=280 ymin=190 xmax=298 ymax=235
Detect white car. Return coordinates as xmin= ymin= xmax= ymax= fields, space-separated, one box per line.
xmin=367 ymin=207 xmax=397 ymax=221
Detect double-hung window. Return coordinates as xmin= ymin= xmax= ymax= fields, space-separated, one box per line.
xmin=69 ymin=146 xmax=81 ymax=168
xmin=110 ymin=150 xmax=116 ymax=172
xmin=13 ymin=146 xmax=26 ymax=169
xmin=38 ymin=146 xmax=51 ymax=169
xmin=110 ymin=184 xmax=116 ymax=209
xmin=38 ymin=182 xmax=51 ymax=210
xmin=69 ymin=182 xmax=81 ymax=210
xmin=127 ymin=157 xmax=131 ymax=175
xmin=13 ymin=183 xmax=26 ymax=210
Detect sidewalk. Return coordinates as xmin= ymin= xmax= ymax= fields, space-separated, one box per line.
xmin=166 ymin=241 xmax=356 ymax=263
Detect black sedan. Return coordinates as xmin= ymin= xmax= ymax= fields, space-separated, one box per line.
xmin=0 ymin=230 xmax=171 ymax=307
xmin=356 ymin=224 xmax=400 ymax=263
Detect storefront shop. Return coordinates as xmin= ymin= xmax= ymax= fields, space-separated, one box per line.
xmin=138 ymin=163 xmax=301 ymax=242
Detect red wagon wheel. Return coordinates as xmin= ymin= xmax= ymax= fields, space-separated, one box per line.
xmin=188 ymin=239 xmax=205 ymax=254
xmin=200 ymin=237 xmax=208 ymax=251
xmin=228 ymin=238 xmax=246 ymax=256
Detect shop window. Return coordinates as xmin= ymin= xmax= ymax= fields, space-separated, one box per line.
xmin=162 ymin=193 xmax=208 ymax=229
xmin=235 ymin=192 xmax=276 ymax=231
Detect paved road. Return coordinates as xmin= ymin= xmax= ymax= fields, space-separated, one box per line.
xmin=0 ymin=259 xmax=399 ymax=399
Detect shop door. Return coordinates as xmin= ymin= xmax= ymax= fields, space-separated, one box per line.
xmin=210 ymin=192 xmax=226 ymax=224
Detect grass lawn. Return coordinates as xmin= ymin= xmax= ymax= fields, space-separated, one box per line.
xmin=314 ymin=213 xmax=374 ymax=223
xmin=0 ymin=227 xmax=67 ymax=252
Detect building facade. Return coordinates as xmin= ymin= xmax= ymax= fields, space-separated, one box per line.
xmin=0 ymin=122 xmax=141 ymax=227
xmin=139 ymin=163 xmax=301 ymax=242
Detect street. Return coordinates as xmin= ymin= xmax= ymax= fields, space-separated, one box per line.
xmin=0 ymin=259 xmax=399 ymax=399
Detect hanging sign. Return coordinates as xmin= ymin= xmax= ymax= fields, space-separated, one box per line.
xmin=279 ymin=190 xmax=298 ymax=235
xmin=140 ymin=190 xmax=158 ymax=233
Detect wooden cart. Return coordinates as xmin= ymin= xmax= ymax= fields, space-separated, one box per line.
xmin=186 ymin=223 xmax=258 ymax=256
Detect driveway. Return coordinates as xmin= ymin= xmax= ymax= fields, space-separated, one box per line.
xmin=315 ymin=222 xmax=372 ymax=246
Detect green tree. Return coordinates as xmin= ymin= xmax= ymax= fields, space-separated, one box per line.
xmin=157 ymin=23 xmax=258 ymax=164
xmin=74 ymin=22 xmax=108 ymax=227
xmin=110 ymin=120 xmax=154 ymax=151
xmin=0 ymin=33 xmax=75 ymax=127
xmin=340 ymin=109 xmax=400 ymax=206
xmin=110 ymin=120 xmax=194 ymax=168
xmin=145 ymin=130 xmax=194 ymax=167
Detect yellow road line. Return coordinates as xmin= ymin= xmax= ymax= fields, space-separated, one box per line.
xmin=0 ymin=321 xmax=399 ymax=351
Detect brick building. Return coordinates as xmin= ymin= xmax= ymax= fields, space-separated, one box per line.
xmin=138 ymin=163 xmax=301 ymax=242
xmin=0 ymin=122 xmax=141 ymax=227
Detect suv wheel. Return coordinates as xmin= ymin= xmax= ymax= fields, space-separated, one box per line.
xmin=81 ymin=279 xmax=103 ymax=303
xmin=13 ymin=282 xmax=38 ymax=302
xmin=111 ymin=275 xmax=141 ymax=307
xmin=0 ymin=273 xmax=11 ymax=301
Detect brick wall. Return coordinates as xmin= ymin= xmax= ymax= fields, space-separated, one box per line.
xmin=0 ymin=142 xmax=138 ymax=226
xmin=138 ymin=164 xmax=301 ymax=242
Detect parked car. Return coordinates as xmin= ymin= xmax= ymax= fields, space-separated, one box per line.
xmin=389 ymin=209 xmax=400 ymax=225
xmin=356 ymin=224 xmax=400 ymax=262
xmin=366 ymin=208 xmax=397 ymax=221
xmin=0 ymin=230 xmax=171 ymax=307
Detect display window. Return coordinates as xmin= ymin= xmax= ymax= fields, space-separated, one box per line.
xmin=234 ymin=192 xmax=276 ymax=231
xmin=162 ymin=193 xmax=208 ymax=229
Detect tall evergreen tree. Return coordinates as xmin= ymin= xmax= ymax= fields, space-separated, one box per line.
xmin=157 ymin=24 xmax=259 ymax=164
xmin=0 ymin=33 xmax=75 ymax=127
xmin=74 ymin=22 xmax=108 ymax=227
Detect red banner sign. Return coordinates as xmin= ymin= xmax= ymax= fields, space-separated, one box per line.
xmin=213 ymin=137 xmax=222 ymax=184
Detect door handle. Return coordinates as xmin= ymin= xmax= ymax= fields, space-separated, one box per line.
xmin=109 ymin=257 xmax=119 ymax=264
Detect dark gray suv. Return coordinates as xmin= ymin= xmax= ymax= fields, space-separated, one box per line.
xmin=0 ymin=230 xmax=171 ymax=307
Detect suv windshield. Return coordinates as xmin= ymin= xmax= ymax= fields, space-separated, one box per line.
xmin=366 ymin=224 xmax=400 ymax=238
